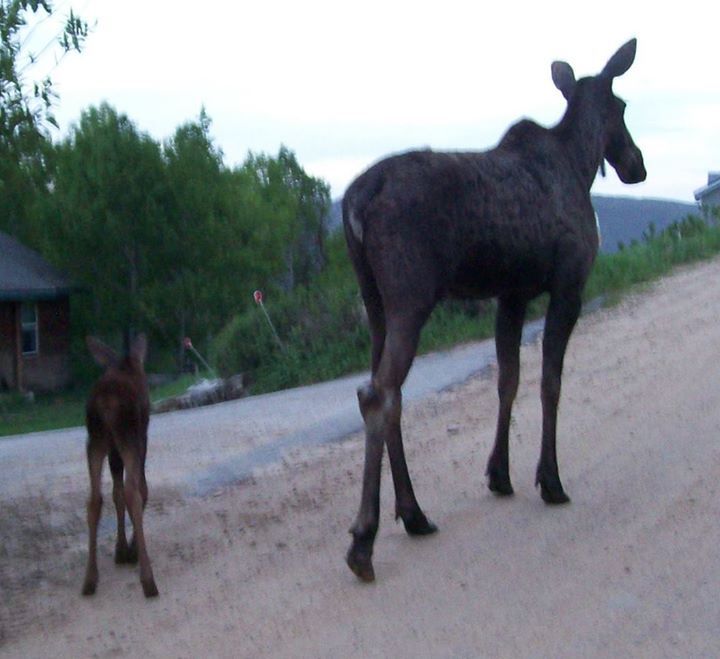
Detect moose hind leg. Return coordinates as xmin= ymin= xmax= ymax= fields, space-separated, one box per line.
xmin=346 ymin=318 xmax=435 ymax=582
xmin=121 ymin=449 xmax=158 ymax=597
xmin=381 ymin=326 xmax=436 ymax=536
xmin=346 ymin=382 xmax=386 ymax=582
xmin=108 ymin=448 xmax=134 ymax=563
xmin=82 ymin=442 xmax=105 ymax=596
xmin=536 ymin=291 xmax=581 ymax=504
xmin=487 ymin=295 xmax=526 ymax=496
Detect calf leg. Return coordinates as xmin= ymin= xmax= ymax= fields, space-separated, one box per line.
xmin=108 ymin=448 xmax=134 ymax=563
xmin=121 ymin=448 xmax=158 ymax=597
xmin=82 ymin=441 xmax=105 ymax=596
xmin=347 ymin=318 xmax=436 ymax=582
xmin=536 ymin=291 xmax=581 ymax=504
xmin=131 ymin=435 xmax=150 ymax=560
xmin=487 ymin=295 xmax=527 ymax=495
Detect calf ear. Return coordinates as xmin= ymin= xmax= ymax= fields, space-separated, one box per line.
xmin=130 ymin=333 xmax=147 ymax=364
xmin=601 ymin=38 xmax=637 ymax=79
xmin=87 ymin=336 xmax=119 ymax=369
xmin=552 ymin=61 xmax=576 ymax=100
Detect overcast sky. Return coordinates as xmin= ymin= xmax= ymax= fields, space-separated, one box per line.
xmin=28 ymin=1 xmax=720 ymax=203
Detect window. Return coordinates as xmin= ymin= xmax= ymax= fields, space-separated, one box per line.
xmin=21 ymin=303 xmax=38 ymax=355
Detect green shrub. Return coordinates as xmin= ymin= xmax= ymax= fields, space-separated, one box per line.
xmin=211 ymin=213 xmax=720 ymax=395
xmin=585 ymin=214 xmax=718 ymax=301
xmin=210 ymin=281 xmax=371 ymax=392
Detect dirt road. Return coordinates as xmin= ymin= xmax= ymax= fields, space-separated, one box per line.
xmin=2 ymin=258 xmax=720 ymax=658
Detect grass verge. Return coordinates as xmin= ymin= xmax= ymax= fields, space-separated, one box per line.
xmin=0 ymin=374 xmax=202 ymax=439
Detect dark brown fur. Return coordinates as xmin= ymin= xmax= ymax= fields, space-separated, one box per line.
xmin=343 ymin=40 xmax=646 ymax=582
xmin=81 ymin=333 xmax=158 ymax=597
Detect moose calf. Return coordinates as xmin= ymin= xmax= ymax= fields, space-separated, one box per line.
xmin=81 ymin=333 xmax=158 ymax=598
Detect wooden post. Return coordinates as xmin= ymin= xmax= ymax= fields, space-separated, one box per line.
xmin=13 ymin=302 xmax=23 ymax=392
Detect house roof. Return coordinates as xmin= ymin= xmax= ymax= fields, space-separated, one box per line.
xmin=694 ymin=174 xmax=720 ymax=202
xmin=0 ymin=230 xmax=75 ymax=301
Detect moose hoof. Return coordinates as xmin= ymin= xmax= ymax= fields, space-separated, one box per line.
xmin=487 ymin=470 xmax=514 ymax=497
xmin=115 ymin=544 xmax=138 ymax=564
xmin=81 ymin=580 xmax=97 ymax=596
xmin=400 ymin=510 xmax=438 ymax=536
xmin=536 ymin=468 xmax=571 ymax=505
xmin=346 ymin=543 xmax=375 ymax=583
xmin=142 ymin=579 xmax=159 ymax=598
xmin=539 ymin=482 xmax=571 ymax=505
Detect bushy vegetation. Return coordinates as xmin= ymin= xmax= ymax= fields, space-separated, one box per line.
xmin=584 ymin=212 xmax=720 ymax=302
xmin=211 ymin=212 xmax=720 ymax=395
xmin=209 ymin=233 xmax=369 ymax=392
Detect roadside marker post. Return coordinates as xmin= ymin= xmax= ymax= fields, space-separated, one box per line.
xmin=253 ymin=290 xmax=285 ymax=352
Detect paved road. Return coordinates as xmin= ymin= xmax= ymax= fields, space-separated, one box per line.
xmin=4 ymin=261 xmax=720 ymax=658
xmin=0 ymin=319 xmax=545 ymax=500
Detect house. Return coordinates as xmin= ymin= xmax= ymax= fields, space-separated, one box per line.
xmin=0 ymin=231 xmax=75 ymax=392
xmin=694 ymin=172 xmax=720 ymax=215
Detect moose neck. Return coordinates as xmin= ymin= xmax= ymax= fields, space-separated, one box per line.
xmin=553 ymin=86 xmax=607 ymax=191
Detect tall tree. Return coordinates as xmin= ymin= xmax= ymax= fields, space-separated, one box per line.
xmin=48 ymin=104 xmax=167 ymax=347
xmin=0 ymin=0 xmax=87 ymax=239
xmin=243 ymin=146 xmax=330 ymax=289
xmin=151 ymin=110 xmax=229 ymax=356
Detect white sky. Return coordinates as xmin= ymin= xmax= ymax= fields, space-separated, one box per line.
xmin=25 ymin=0 xmax=720 ymax=202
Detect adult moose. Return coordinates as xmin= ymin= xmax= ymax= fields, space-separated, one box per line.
xmin=81 ymin=333 xmax=159 ymax=597
xmin=343 ymin=40 xmax=646 ymax=582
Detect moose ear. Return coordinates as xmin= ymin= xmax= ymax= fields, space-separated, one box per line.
xmin=601 ymin=38 xmax=637 ymax=79
xmin=551 ymin=61 xmax=576 ymax=100
xmin=87 ymin=336 xmax=119 ymax=369
xmin=130 ymin=333 xmax=147 ymax=364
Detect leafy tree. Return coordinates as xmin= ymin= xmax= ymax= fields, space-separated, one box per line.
xmin=47 ymin=104 xmax=167 ymax=347
xmin=35 ymin=99 xmax=332 ymax=376
xmin=154 ymin=126 xmax=332 ymax=364
xmin=0 ymin=0 xmax=87 ymax=239
xmin=243 ymin=146 xmax=330 ymax=289
xmin=148 ymin=110 xmax=233 ymax=359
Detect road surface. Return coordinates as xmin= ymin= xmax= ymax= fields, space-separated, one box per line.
xmin=1 ymin=258 xmax=719 ymax=657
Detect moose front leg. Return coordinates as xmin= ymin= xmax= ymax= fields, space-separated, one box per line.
xmin=536 ymin=290 xmax=581 ymax=504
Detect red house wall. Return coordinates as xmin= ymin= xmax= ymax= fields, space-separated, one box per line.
xmin=0 ymin=297 xmax=72 ymax=392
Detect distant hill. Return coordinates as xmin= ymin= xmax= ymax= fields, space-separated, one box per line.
xmin=327 ymin=199 xmax=343 ymax=233
xmin=591 ymin=195 xmax=697 ymax=252
xmin=326 ymin=195 xmax=698 ymax=253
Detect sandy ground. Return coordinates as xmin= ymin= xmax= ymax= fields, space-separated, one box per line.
xmin=2 ymin=258 xmax=720 ymax=658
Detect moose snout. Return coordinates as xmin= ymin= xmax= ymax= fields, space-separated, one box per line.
xmin=617 ymin=148 xmax=646 ymax=184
